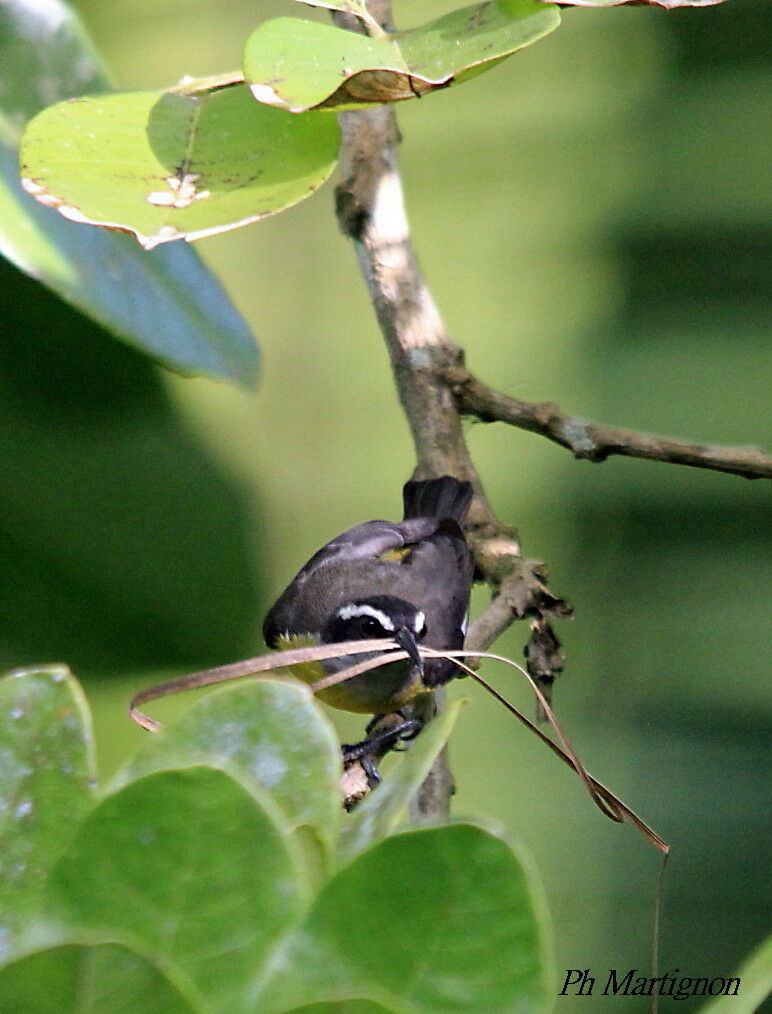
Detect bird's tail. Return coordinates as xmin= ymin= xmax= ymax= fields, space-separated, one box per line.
xmin=402 ymin=476 xmax=473 ymax=522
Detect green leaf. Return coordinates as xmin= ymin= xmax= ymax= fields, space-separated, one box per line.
xmin=118 ymin=679 xmax=343 ymax=861
xmin=20 ymin=82 xmax=339 ymax=251
xmin=254 ymin=823 xmax=552 ymax=1014
xmin=0 ymin=666 xmax=96 ymax=952
xmin=0 ymin=942 xmax=201 ymax=1014
xmin=243 ymin=1 xmax=561 ymax=113
xmin=340 ymin=699 xmax=464 ymax=864
xmin=697 ymin=934 xmax=772 ymax=1014
xmin=286 ymin=1004 xmax=393 ymax=1014
xmin=47 ymin=767 xmax=306 ymax=1014
xmin=0 ymin=0 xmax=258 ymax=384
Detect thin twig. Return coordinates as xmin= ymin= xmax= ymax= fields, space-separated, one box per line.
xmin=446 ymin=363 xmax=772 ymax=480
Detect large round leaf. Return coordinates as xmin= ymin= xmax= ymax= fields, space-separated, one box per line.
xmin=0 ymin=666 xmax=96 ymax=952
xmin=119 ymin=679 xmax=343 ymax=860
xmin=285 ymin=1004 xmax=393 ymax=1014
xmin=0 ymin=943 xmax=200 ymax=1014
xmin=47 ymin=767 xmax=306 ymax=1013
xmin=244 ymin=1 xmax=561 ymax=113
xmin=253 ymin=823 xmax=552 ymax=1013
xmin=20 ymin=83 xmax=339 ymax=250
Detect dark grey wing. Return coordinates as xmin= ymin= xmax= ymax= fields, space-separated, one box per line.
xmin=398 ymin=519 xmax=475 ymax=687
xmin=263 ymin=518 xmax=440 ymax=646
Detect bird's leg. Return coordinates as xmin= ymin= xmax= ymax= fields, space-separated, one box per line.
xmin=364 ymin=708 xmax=423 ymax=743
xmin=340 ymin=695 xmax=441 ymax=809
xmin=341 ymin=719 xmax=421 ymax=777
xmin=342 ymin=710 xmax=423 ymax=785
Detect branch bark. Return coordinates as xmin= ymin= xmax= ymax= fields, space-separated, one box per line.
xmin=446 ymin=364 xmax=772 ymax=480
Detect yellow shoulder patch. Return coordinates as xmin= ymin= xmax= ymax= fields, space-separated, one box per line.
xmin=379 ymin=546 xmax=411 ymax=561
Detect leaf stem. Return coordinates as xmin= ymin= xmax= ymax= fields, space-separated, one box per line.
xmin=359 ymin=9 xmax=388 ymax=39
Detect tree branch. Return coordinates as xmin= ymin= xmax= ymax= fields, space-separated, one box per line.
xmin=445 ymin=363 xmax=772 ymax=480
xmin=333 ymin=1 xmax=568 ymax=816
xmin=332 ymin=12 xmax=521 ymax=556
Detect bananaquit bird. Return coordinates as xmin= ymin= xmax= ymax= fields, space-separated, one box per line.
xmin=263 ymin=476 xmax=474 ymax=774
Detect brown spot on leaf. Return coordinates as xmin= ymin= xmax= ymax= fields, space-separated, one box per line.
xmin=467 ymin=2 xmax=491 ymax=29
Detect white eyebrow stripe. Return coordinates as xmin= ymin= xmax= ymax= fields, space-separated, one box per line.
xmin=336 ymin=604 xmax=395 ymax=631
xmin=414 ymin=611 xmax=426 ymax=634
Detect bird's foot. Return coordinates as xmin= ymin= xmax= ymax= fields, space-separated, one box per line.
xmin=342 ymin=715 xmax=422 ymax=786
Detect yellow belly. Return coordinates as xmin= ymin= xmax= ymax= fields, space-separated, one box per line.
xmin=274 ymin=634 xmax=425 ymax=714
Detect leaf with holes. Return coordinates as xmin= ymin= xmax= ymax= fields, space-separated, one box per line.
xmin=244 ymin=1 xmax=560 ymax=113
xmin=20 ymin=82 xmax=339 ymax=250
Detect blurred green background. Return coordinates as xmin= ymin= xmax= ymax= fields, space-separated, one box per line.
xmin=2 ymin=0 xmax=770 ymax=1009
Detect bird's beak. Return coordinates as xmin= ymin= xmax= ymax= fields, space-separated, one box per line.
xmin=395 ymin=626 xmax=423 ymax=677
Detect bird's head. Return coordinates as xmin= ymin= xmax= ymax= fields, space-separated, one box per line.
xmin=321 ymin=595 xmax=427 ymax=675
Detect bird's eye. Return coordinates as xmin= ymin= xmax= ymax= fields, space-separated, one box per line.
xmin=361 ymin=617 xmax=382 ymax=636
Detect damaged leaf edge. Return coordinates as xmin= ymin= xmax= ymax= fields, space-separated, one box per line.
xmin=247 ymin=5 xmax=561 ymax=113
